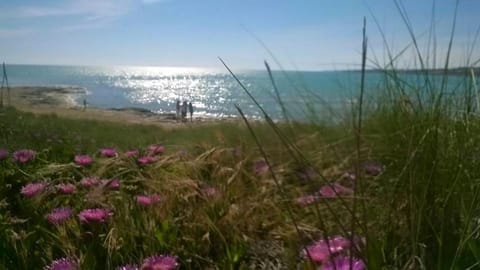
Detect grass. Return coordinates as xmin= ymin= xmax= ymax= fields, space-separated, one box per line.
xmin=0 ymin=107 xmax=359 ymax=269
xmin=2 ymin=62 xmax=480 ymax=269
xmin=2 ymin=62 xmax=479 ymax=269
xmin=1 ymin=6 xmax=480 ymax=268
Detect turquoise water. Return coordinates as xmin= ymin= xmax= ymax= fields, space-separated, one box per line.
xmin=5 ymin=64 xmax=468 ymax=120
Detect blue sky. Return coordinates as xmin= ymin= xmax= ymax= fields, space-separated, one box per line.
xmin=0 ymin=0 xmax=479 ymax=70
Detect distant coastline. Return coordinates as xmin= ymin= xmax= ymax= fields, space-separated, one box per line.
xmin=7 ymin=86 xmax=236 ymax=128
xmin=349 ymin=66 xmax=480 ymax=76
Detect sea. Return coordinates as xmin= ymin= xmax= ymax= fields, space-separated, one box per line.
xmin=4 ymin=64 xmax=470 ymax=121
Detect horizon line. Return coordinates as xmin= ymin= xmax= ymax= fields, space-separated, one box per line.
xmin=3 ymin=62 xmax=478 ymax=73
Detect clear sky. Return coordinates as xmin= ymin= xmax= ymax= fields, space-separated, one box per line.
xmin=0 ymin=0 xmax=479 ymax=70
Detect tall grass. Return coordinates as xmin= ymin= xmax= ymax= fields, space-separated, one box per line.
xmin=0 ymin=107 xmax=354 ymax=269
xmin=220 ymin=2 xmax=480 ymax=269
xmin=1 ymin=2 xmax=480 ymax=269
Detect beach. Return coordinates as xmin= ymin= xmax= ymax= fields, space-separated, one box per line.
xmin=6 ymin=86 xmax=233 ymax=128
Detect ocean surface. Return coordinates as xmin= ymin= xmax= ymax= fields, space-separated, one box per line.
xmin=5 ymin=64 xmax=468 ymax=121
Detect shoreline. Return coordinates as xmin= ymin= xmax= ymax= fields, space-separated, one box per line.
xmin=5 ymin=86 xmax=238 ymax=128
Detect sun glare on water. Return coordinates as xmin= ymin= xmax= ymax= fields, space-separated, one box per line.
xmin=104 ymin=66 xmax=234 ymax=117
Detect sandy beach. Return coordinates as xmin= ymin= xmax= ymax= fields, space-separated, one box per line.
xmin=6 ymin=86 xmax=233 ymax=128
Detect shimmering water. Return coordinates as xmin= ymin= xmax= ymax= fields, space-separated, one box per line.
xmin=5 ymin=64 xmax=467 ymax=120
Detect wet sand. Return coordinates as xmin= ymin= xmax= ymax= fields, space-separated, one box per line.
xmin=6 ymin=86 xmax=234 ymax=128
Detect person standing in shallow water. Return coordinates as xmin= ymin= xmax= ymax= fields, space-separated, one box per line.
xmin=188 ymin=102 xmax=193 ymax=122
xmin=181 ymin=101 xmax=188 ymax=122
xmin=176 ymin=100 xmax=181 ymax=122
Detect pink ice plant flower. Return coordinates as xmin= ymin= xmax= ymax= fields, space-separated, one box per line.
xmin=99 ymin=147 xmax=117 ymax=157
xmin=0 ymin=149 xmax=9 ymax=160
xmin=46 ymin=207 xmax=73 ymax=225
xmin=318 ymin=183 xmax=353 ymax=198
xmin=302 ymin=236 xmax=352 ymax=263
xmin=13 ymin=149 xmax=35 ymax=163
xmin=80 ymin=177 xmax=99 ymax=188
xmin=101 ymin=179 xmax=120 ymax=189
xmin=136 ymin=194 xmax=162 ymax=206
xmin=78 ymin=208 xmax=111 ymax=223
xmin=137 ymin=155 xmax=157 ymax=165
xmin=254 ymin=160 xmax=269 ymax=176
xmin=21 ymin=182 xmax=47 ymax=197
xmin=44 ymin=257 xmax=78 ymax=270
xmin=57 ymin=183 xmax=76 ymax=194
xmin=125 ymin=150 xmax=139 ymax=157
xmin=74 ymin=155 xmax=93 ymax=166
xmin=141 ymin=254 xmax=179 ymax=270
xmin=148 ymin=144 xmax=164 ymax=155
xmin=322 ymin=256 xmax=365 ymax=270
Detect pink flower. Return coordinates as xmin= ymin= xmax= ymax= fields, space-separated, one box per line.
xmin=141 ymin=255 xmax=178 ymax=270
xmin=201 ymin=187 xmax=219 ymax=198
xmin=0 ymin=149 xmax=9 ymax=160
xmin=135 ymin=194 xmax=161 ymax=206
xmin=125 ymin=150 xmax=139 ymax=157
xmin=302 ymin=243 xmax=330 ymax=263
xmin=57 ymin=183 xmax=76 ymax=194
xmin=80 ymin=177 xmax=99 ymax=188
xmin=20 ymin=182 xmax=46 ymax=197
xmin=101 ymin=179 xmax=120 ymax=189
xmin=363 ymin=161 xmax=385 ymax=176
xmin=318 ymin=183 xmax=353 ymax=198
xmin=99 ymin=148 xmax=117 ymax=157
xmin=322 ymin=256 xmax=365 ymax=270
xmin=74 ymin=155 xmax=93 ymax=166
xmin=148 ymin=144 xmax=164 ymax=155
xmin=302 ymin=236 xmax=352 ymax=263
xmin=295 ymin=194 xmax=318 ymax=206
xmin=13 ymin=149 xmax=35 ymax=163
xmin=326 ymin=236 xmax=353 ymax=252
xmin=46 ymin=207 xmax=73 ymax=225
xmin=78 ymin=208 xmax=111 ymax=223
xmin=44 ymin=257 xmax=78 ymax=270
xmin=137 ymin=156 xmax=156 ymax=165
xmin=254 ymin=160 xmax=269 ymax=176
